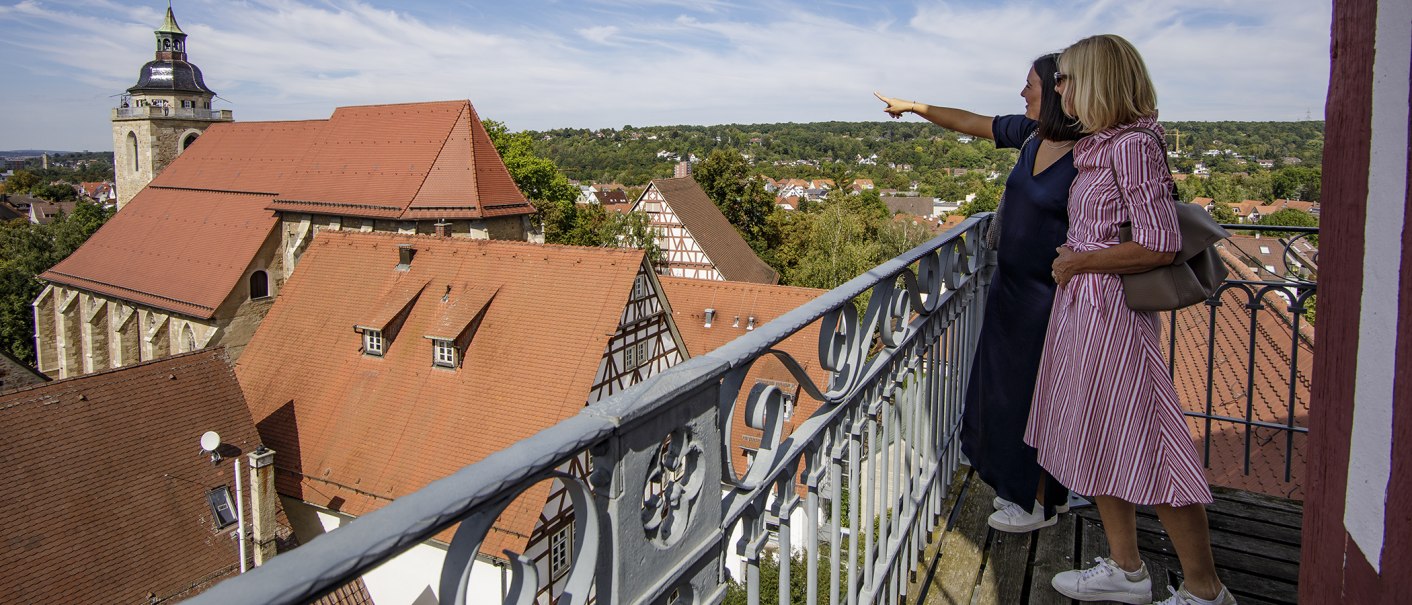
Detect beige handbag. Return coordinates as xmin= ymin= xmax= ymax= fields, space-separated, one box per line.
xmin=1109 ymin=127 xmax=1231 ymax=312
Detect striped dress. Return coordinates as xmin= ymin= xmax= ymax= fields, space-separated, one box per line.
xmin=1024 ymin=115 xmax=1213 ymax=507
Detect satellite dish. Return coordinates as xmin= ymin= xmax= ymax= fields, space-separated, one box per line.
xmin=200 ymin=431 xmax=222 ymax=453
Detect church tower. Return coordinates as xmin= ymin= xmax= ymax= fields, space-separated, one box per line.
xmin=111 ymin=6 xmax=232 ymax=209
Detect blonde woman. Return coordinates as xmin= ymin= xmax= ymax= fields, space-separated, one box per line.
xmin=1029 ymin=35 xmax=1234 ymax=605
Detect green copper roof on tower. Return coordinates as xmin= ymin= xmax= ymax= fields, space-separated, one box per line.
xmin=156 ymin=6 xmax=184 ymax=35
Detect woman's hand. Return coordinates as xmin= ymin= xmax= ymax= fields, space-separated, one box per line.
xmin=874 ymin=92 xmax=913 ymax=118
xmin=1052 ymin=245 xmax=1083 ymax=287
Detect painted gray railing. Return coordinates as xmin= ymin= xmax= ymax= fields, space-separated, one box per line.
xmin=1165 ymin=224 xmax=1317 ymax=489
xmin=112 ymin=106 xmax=232 ymax=120
xmin=187 ymin=215 xmax=997 ymax=605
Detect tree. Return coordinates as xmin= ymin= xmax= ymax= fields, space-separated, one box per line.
xmin=1271 ymin=166 xmax=1321 ymax=201
xmin=1209 ymin=201 xmax=1239 ymax=224
xmin=31 ymin=182 xmax=78 ymax=202
xmin=1 ymin=170 xmax=40 ymax=194
xmin=482 ymin=119 xmax=655 ymax=254
xmin=1257 ymin=208 xmax=1319 ymax=241
xmin=0 ymin=200 xmax=114 ymax=365
xmin=692 ymin=148 xmax=780 ymax=254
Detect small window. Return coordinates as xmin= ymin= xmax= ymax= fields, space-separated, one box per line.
xmin=249 ymin=270 xmax=269 ymax=299
xmin=550 ymin=525 xmax=573 ymax=579
xmin=208 ymin=487 xmax=237 ymax=528
xmin=1259 ymin=246 xmax=1271 ymax=255
xmin=633 ymin=275 xmax=648 ymax=299
xmin=433 ymin=339 xmax=457 ymax=367
xmin=623 ymin=342 xmax=635 ymax=369
xmin=636 ymin=342 xmax=649 ymax=367
xmin=127 ymin=131 xmax=140 ymax=172
xmin=364 ymin=330 xmax=384 ymax=356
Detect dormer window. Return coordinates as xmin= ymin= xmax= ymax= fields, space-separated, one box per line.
xmin=433 ymin=339 xmax=457 ymax=367
xmin=364 ymin=329 xmax=384 ymax=356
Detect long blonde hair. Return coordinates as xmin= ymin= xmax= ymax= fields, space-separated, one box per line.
xmin=1058 ymin=34 xmax=1157 ymax=132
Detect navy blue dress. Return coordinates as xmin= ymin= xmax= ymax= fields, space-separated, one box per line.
xmin=960 ymin=115 xmax=1076 ymax=514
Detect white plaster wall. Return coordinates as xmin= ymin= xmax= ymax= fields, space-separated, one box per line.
xmin=281 ymin=498 xmax=505 ymax=604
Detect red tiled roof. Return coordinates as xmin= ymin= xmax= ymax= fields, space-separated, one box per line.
xmin=0 ymin=350 xmax=266 ymax=604
xmin=235 ymin=231 xmax=646 ymax=557
xmin=150 ymin=120 xmax=325 ymax=193
xmin=646 ymin=177 xmax=779 ymax=284
xmin=270 ymin=101 xmax=533 ymax=221
xmin=41 ymin=188 xmax=278 ymax=318
xmin=657 ymin=277 xmax=827 ymax=483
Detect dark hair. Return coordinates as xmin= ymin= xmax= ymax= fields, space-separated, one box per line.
xmin=1032 ymin=53 xmax=1085 ymax=142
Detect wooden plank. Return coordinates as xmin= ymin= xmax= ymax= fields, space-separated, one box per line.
xmin=975 ymin=525 xmax=1031 ymax=604
xmin=1210 ymin=487 xmax=1304 ymax=517
xmin=1124 ymin=526 xmax=1300 ymax=585
xmin=1205 ymin=497 xmax=1303 ymax=530
xmin=922 ymin=475 xmax=992 ymax=605
xmin=1118 ymin=510 xmax=1303 ymax=563
xmin=1028 ymin=513 xmax=1078 ymax=605
xmin=1203 ymin=511 xmax=1303 ymax=548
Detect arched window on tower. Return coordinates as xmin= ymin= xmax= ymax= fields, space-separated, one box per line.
xmin=182 ymin=324 xmax=196 ymax=352
xmin=249 ymin=270 xmax=269 ymax=300
xmin=127 ymin=131 xmax=139 ymax=172
xmin=180 ymin=132 xmax=200 ymax=154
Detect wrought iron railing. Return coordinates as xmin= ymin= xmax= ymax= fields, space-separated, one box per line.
xmin=112 ymin=106 xmax=231 ymax=120
xmin=188 ymin=216 xmax=997 ymax=605
xmin=1161 ymin=224 xmax=1316 ymax=496
xmin=183 ymin=217 xmax=1316 ymax=604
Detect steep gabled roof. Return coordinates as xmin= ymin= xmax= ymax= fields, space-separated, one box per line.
xmin=269 ymin=101 xmax=533 ymax=220
xmin=40 ymin=188 xmax=279 ymax=318
xmin=45 ymin=100 xmax=534 ymax=319
xmin=644 ymin=177 xmax=779 ymax=284
xmin=235 ymin=231 xmax=646 ymax=556
xmin=0 ymin=350 xmax=265 ymax=603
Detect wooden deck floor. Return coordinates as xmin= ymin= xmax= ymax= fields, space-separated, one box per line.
xmin=907 ymin=469 xmax=1303 ymax=605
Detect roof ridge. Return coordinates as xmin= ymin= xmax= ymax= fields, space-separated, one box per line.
xmin=0 ymin=348 xmax=229 ymax=407
xmin=318 ymin=229 xmax=647 ymax=257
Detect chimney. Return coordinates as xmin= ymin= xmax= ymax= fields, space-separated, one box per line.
xmin=434 ymin=220 xmax=451 ymax=238
xmin=703 ymin=308 xmax=715 ymax=328
xmin=747 ymin=316 xmax=756 ymax=331
xmin=246 ymin=446 xmax=278 ymax=566
xmin=396 ymin=244 xmax=416 ymax=270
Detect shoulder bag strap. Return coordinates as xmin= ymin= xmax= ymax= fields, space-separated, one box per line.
xmin=986 ymin=128 xmax=1041 ymax=249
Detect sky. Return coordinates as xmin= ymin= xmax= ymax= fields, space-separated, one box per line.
xmin=0 ymin=0 xmax=1333 ymax=152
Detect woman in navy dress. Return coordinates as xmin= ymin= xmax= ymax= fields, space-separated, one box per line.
xmin=876 ymin=53 xmax=1085 ymax=533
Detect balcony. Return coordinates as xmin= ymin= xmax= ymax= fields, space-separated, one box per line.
xmin=186 ymin=216 xmax=1314 ymax=605
xmin=112 ymin=106 xmax=233 ymax=120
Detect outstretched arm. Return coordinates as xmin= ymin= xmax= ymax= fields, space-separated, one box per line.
xmin=874 ymin=91 xmax=994 ymax=140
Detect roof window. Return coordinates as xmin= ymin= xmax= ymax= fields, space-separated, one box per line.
xmin=208 ymin=487 xmax=237 ymax=528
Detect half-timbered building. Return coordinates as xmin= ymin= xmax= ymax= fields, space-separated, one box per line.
xmin=235 ymin=231 xmax=686 ymax=604
xmin=632 ymin=177 xmax=779 ymax=284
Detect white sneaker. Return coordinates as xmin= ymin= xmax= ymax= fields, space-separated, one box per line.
xmin=993 ymin=496 xmax=1070 ymax=514
xmin=1151 ymin=584 xmax=1237 ymax=605
xmin=1051 ymin=557 xmax=1152 ymax=604
xmin=988 ymin=499 xmax=1059 ymax=532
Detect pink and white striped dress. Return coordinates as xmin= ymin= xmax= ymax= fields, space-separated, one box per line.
xmin=1024 ymin=115 xmax=1213 ymax=507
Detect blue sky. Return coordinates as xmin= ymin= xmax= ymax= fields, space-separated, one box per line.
xmin=0 ymin=0 xmax=1332 ymax=151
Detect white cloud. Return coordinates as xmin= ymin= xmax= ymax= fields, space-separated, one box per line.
xmin=578 ymin=25 xmax=621 ymax=45
xmin=0 ymin=0 xmax=1332 ymax=150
